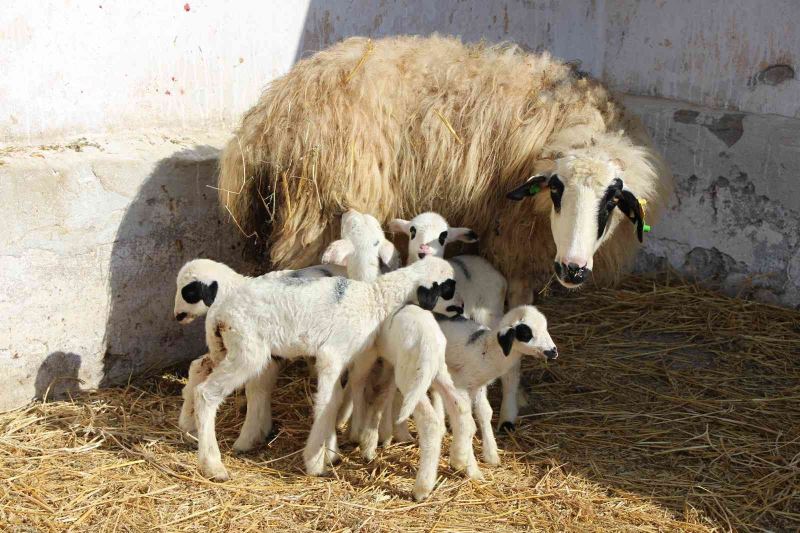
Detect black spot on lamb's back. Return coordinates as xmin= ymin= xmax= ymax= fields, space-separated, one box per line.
xmin=333 ymin=277 xmax=350 ymax=303
xmin=449 ymin=257 xmax=471 ymax=280
xmin=434 ymin=313 xmax=467 ymax=322
xmin=279 ymin=276 xmax=318 ymax=286
xmin=467 ymin=328 xmax=488 ymax=344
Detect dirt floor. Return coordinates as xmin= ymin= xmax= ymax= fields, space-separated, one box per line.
xmin=1 ymin=275 xmax=798 ymax=532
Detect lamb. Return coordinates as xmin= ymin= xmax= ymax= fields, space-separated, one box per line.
xmin=390 ymin=212 xmax=520 ymax=428
xmin=369 ymin=304 xmax=480 ymax=500
xmin=173 ymin=259 xmax=346 ymax=452
xmin=434 ymin=306 xmax=558 ymax=465
xmin=216 ymin=35 xmax=672 ymax=425
xmin=194 ymin=256 xmax=457 ymax=481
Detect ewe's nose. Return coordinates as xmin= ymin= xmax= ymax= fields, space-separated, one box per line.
xmin=544 ymin=348 xmax=558 ymax=361
xmin=555 ymin=261 xmax=589 ymax=285
xmin=175 ymin=312 xmax=187 ymax=322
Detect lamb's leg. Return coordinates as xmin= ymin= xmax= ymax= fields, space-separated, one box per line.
xmin=194 ymin=352 xmax=262 ymax=481
xmin=431 ymin=371 xmax=482 ymax=480
xmin=179 ymin=356 xmax=212 ymax=436
xmin=474 ymin=387 xmax=500 ymax=466
xmin=392 ymin=392 xmax=414 ymax=443
xmin=303 ymin=356 xmax=346 ymax=476
xmin=233 ymin=360 xmax=280 ymax=452
xmin=336 ymin=383 xmax=353 ymax=430
xmin=498 ymin=277 xmax=534 ymax=431
xmin=378 ymin=385 xmax=397 ymax=446
xmin=359 ymin=369 xmax=394 ymax=461
xmin=411 ymin=394 xmax=445 ymax=501
xmin=347 ymin=353 xmax=378 ymax=444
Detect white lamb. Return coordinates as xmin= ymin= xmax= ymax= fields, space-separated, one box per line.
xmin=434 ymin=306 xmax=558 ymax=465
xmin=173 ymin=259 xmax=348 ymax=453
xmin=195 ymin=256 xmax=457 ymax=481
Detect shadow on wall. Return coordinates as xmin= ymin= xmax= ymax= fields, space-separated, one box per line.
xmin=99 ymin=146 xmax=252 ymax=388
xmin=35 ymin=352 xmax=82 ymax=402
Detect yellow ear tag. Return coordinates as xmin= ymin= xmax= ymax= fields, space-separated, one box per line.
xmin=639 ymin=199 xmax=651 ymax=233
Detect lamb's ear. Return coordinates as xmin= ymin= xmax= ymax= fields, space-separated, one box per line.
xmin=506 ymin=175 xmax=550 ymax=201
xmin=447 ymin=227 xmax=479 ymax=244
xmin=416 ymin=282 xmax=441 ymax=311
xmin=615 ymin=189 xmax=645 ymax=243
xmin=497 ymin=327 xmax=516 ymax=357
xmin=201 ymin=281 xmax=218 ymax=307
xmin=321 ymin=239 xmax=354 ymax=266
xmin=388 ymin=218 xmax=412 ymax=235
xmin=378 ymin=239 xmax=401 ymax=271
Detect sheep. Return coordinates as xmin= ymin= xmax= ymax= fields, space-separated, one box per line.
xmin=390 ymin=212 xmax=527 ymax=431
xmin=194 ymin=256 xmax=457 ymax=481
xmin=173 ymin=259 xmax=347 ymax=453
xmin=216 ymin=35 xmax=672 ymax=425
xmin=433 ymin=306 xmax=558 ymax=465
xmin=369 ymin=304 xmax=480 ymax=500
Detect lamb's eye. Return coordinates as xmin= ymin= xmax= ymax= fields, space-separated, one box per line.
xmin=438 ymin=231 xmax=448 ymax=245
xmin=410 ymin=226 xmax=416 ymax=239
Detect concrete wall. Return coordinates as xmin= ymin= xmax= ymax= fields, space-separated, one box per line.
xmin=1 ymin=0 xmax=798 ymax=411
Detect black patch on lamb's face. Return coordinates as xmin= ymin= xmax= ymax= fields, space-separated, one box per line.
xmin=438 ymin=230 xmax=448 ymax=245
xmin=549 ymin=175 xmax=565 ymax=213
xmin=597 ymin=178 xmax=623 ymax=239
xmin=449 ymin=257 xmax=471 ymax=280
xmin=333 ymin=277 xmax=350 ymax=303
xmin=409 ymin=226 xmax=417 ymax=239
xmin=514 ymin=323 xmax=533 ymax=343
xmin=181 ymin=280 xmax=218 ymax=306
xmin=439 ymin=278 xmax=456 ymax=300
xmin=497 ymin=328 xmax=516 ymax=356
xmin=467 ymin=328 xmax=488 ymax=344
xmin=416 ymin=283 xmax=441 ymax=311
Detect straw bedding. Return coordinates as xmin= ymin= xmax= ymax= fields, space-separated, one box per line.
xmin=2 ymin=274 xmax=798 ymax=532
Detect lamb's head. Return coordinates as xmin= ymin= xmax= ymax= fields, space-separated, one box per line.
xmin=389 ymin=212 xmax=478 ymax=263
xmin=174 ymin=259 xmax=235 ymax=324
xmin=406 ymin=256 xmax=461 ymax=315
xmin=322 ymin=209 xmax=400 ymax=282
xmin=495 ymin=305 xmax=557 ymax=361
xmin=506 ymin=151 xmax=648 ymax=288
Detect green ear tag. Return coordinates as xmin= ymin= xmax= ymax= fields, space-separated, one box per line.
xmin=643 ymin=224 xmax=652 ymax=233
xmin=529 ymin=184 xmax=541 ymax=195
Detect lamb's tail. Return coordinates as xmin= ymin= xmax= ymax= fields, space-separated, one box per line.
xmin=394 ymin=337 xmax=441 ymax=424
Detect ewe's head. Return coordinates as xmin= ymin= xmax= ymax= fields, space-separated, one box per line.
xmin=507 ymin=151 xmax=647 ymax=288
xmin=496 ymin=305 xmax=557 ymax=361
xmin=174 ymin=259 xmax=234 ymax=324
xmin=322 ymin=209 xmax=400 ymax=282
xmin=389 ymin=212 xmax=478 ymax=263
xmin=408 ymin=256 xmax=462 ymax=316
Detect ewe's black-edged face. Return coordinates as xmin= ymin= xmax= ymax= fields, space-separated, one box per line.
xmin=506 ymin=158 xmax=646 ymax=289
xmin=174 ymin=279 xmax=218 ymax=324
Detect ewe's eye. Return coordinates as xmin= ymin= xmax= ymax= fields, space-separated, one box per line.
xmin=438 ymin=231 xmax=448 ymax=245
xmin=410 ymin=226 xmax=416 ymax=239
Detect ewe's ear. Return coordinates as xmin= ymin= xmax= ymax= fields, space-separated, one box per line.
xmin=378 ymin=239 xmax=401 ymax=272
xmin=388 ymin=218 xmax=412 ymax=235
xmin=615 ymin=189 xmax=645 ymax=243
xmin=321 ymin=239 xmax=354 ymax=266
xmin=416 ymin=283 xmax=441 ymax=311
xmin=447 ymin=227 xmax=479 ymax=244
xmin=497 ymin=327 xmax=516 ymax=357
xmin=201 ymin=281 xmax=218 ymax=307
xmin=506 ymin=175 xmax=550 ymax=201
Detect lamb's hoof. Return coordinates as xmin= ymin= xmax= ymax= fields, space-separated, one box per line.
xmin=326 ymin=449 xmax=342 ymax=466
xmin=380 ymin=437 xmax=393 ymax=448
xmin=201 ymin=462 xmax=230 ymax=482
xmin=413 ymin=483 xmax=434 ymax=501
xmin=232 ymin=436 xmax=260 ymax=454
xmin=304 ymin=451 xmax=327 ymax=476
xmin=466 ymin=463 xmax=485 ymax=481
xmin=483 ymin=451 xmax=501 ymax=466
xmin=360 ymin=445 xmax=377 ymax=462
xmin=498 ymin=421 xmax=516 ymax=433
xmin=449 ymin=455 xmax=468 ymax=472
xmin=178 ymin=414 xmax=196 ymax=435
